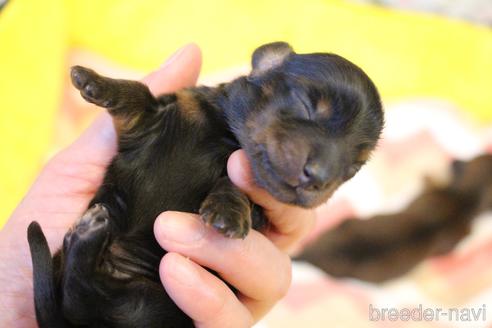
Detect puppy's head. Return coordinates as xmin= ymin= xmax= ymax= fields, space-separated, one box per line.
xmin=451 ymin=154 xmax=492 ymax=210
xmin=226 ymin=42 xmax=384 ymax=207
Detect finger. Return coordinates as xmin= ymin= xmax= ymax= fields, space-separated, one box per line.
xmin=143 ymin=43 xmax=202 ymax=95
xmin=154 ymin=212 xmax=291 ymax=309
xmin=227 ymin=150 xmax=316 ymax=251
xmin=160 ymin=252 xmax=253 ymax=328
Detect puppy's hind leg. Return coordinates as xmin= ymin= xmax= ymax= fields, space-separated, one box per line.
xmin=60 ymin=203 xmax=113 ymax=321
xmin=63 ymin=204 xmax=111 ymax=270
xmin=70 ymin=66 xmax=158 ymax=132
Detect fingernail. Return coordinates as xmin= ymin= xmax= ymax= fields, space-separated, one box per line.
xmin=160 ymin=44 xmax=189 ymax=69
xmin=157 ymin=212 xmax=205 ymax=244
xmin=168 ymin=255 xmax=201 ymax=287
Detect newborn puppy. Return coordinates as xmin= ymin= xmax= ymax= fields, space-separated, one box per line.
xmin=27 ymin=42 xmax=384 ymax=327
xmin=298 ymin=154 xmax=492 ymax=283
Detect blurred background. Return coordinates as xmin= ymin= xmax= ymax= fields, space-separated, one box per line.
xmin=1 ymin=0 xmax=492 ymax=327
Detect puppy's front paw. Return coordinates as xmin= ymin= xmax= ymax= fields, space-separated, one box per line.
xmin=70 ymin=66 xmax=115 ymax=108
xmin=199 ymin=197 xmax=252 ymax=239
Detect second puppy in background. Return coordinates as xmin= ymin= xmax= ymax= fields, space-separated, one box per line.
xmin=299 ymin=154 xmax=492 ymax=282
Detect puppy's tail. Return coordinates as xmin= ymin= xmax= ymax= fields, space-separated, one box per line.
xmin=27 ymin=221 xmax=68 ymax=328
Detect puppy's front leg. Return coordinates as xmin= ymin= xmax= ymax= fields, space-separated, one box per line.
xmin=199 ymin=177 xmax=254 ymax=239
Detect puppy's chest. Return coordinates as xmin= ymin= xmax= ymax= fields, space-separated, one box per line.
xmin=113 ymin=135 xmax=234 ymax=221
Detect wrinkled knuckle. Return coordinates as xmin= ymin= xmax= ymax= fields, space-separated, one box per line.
xmin=235 ymin=236 xmax=255 ymax=259
xmin=204 ymin=290 xmax=228 ymax=323
xmin=206 ymin=295 xmax=253 ymax=328
xmin=44 ymin=154 xmax=66 ymax=174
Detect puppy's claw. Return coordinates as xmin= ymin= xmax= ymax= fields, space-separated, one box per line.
xmin=200 ymin=206 xmax=251 ymax=239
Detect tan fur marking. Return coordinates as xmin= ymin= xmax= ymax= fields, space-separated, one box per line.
xmin=261 ymin=83 xmax=274 ymax=97
xmin=113 ymin=114 xmax=141 ymax=136
xmin=316 ymin=99 xmax=332 ymax=118
xmin=176 ymin=90 xmax=204 ymax=123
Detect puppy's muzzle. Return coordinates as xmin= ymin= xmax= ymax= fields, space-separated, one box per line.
xmin=299 ymin=160 xmax=331 ymax=191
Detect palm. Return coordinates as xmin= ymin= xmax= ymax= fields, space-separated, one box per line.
xmin=0 ymin=127 xmax=113 ymax=326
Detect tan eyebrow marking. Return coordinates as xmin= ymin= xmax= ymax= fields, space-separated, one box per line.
xmin=316 ymin=99 xmax=332 ymax=118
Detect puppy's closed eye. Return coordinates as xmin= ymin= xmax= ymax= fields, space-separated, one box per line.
xmin=290 ymin=89 xmax=312 ymax=119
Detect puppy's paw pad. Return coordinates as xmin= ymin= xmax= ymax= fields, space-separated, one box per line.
xmin=82 ymin=81 xmax=101 ymax=99
xmin=200 ymin=202 xmax=251 ymax=239
xmin=75 ymin=204 xmax=110 ymax=237
xmin=70 ymin=66 xmax=96 ymax=90
xmin=70 ymin=66 xmax=115 ymax=107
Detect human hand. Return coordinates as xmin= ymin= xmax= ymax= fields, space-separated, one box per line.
xmin=0 ymin=42 xmax=317 ymax=328
xmin=153 ymin=151 xmax=316 ymax=327
xmin=0 ymin=43 xmax=202 ymax=327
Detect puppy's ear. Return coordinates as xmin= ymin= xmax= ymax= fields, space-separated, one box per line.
xmin=251 ymin=42 xmax=294 ymax=76
xmin=27 ymin=222 xmax=67 ymax=328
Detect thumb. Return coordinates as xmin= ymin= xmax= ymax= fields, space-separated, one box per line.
xmin=227 ymin=150 xmax=316 ymax=251
xmin=227 ymin=150 xmax=283 ymax=213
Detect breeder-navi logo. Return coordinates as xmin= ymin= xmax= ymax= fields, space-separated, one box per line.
xmin=369 ymin=304 xmax=487 ymax=322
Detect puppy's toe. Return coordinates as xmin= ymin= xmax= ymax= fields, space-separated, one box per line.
xmin=71 ymin=66 xmax=115 ymax=107
xmin=74 ymin=204 xmax=110 ymax=239
xmin=200 ymin=202 xmax=251 ymax=239
xmin=71 ymin=66 xmax=95 ymax=90
xmin=80 ymin=80 xmax=106 ymax=104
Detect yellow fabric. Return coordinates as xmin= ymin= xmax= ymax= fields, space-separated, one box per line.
xmin=1 ymin=0 xmax=491 ymax=226
xmin=0 ymin=0 xmax=67 ymax=226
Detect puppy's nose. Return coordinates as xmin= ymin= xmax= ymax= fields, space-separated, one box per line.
xmin=300 ymin=162 xmax=330 ymax=190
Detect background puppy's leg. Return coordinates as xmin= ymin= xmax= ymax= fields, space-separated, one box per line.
xmin=70 ymin=66 xmax=158 ymax=133
xmin=199 ymin=177 xmax=253 ymax=238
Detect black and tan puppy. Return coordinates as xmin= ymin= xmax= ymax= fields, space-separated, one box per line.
xmin=27 ymin=42 xmax=383 ymax=327
xmin=298 ymin=154 xmax=492 ymax=283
